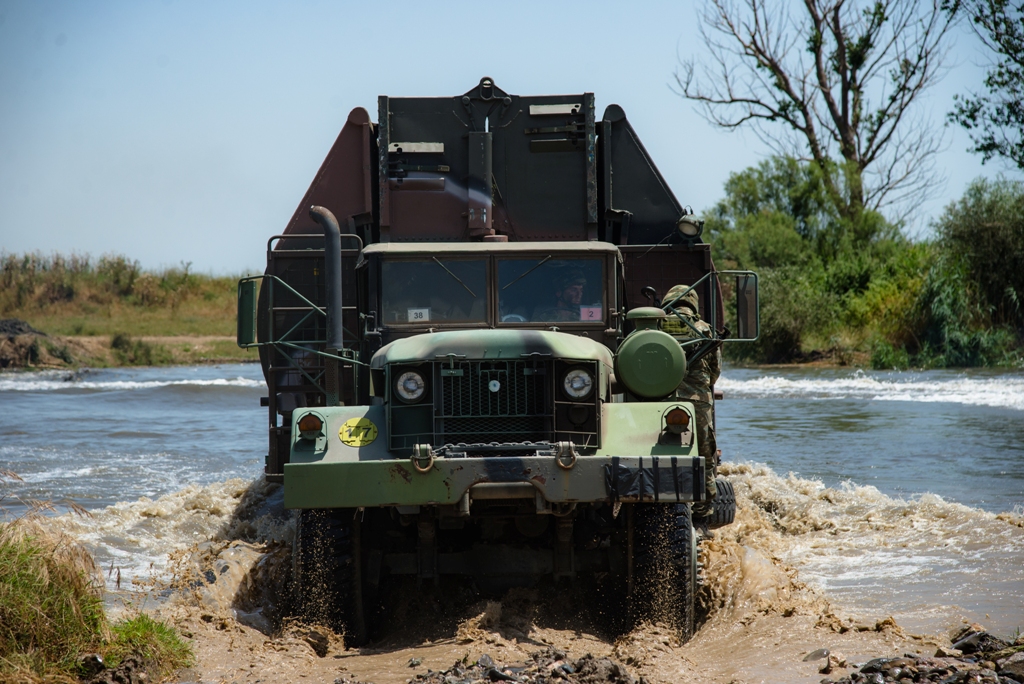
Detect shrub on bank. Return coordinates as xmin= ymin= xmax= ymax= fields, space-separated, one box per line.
xmin=110 ymin=332 xmax=173 ymax=366
xmin=708 ymin=159 xmax=1023 ymax=368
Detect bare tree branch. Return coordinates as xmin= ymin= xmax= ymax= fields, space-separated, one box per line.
xmin=675 ymin=0 xmax=956 ymax=223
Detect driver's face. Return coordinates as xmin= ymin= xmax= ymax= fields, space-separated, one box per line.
xmin=560 ymin=284 xmax=584 ymax=306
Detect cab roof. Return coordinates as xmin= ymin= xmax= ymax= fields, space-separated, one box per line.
xmin=362 ymin=241 xmax=622 ymax=258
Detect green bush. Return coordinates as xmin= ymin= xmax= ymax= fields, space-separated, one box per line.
xmin=706 ymin=160 xmax=1023 ymax=367
xmin=870 ymin=339 xmax=911 ymax=370
xmin=933 ymin=177 xmax=1024 ymax=330
xmin=110 ymin=332 xmax=172 ymax=366
xmin=725 ymin=265 xmax=838 ymax=363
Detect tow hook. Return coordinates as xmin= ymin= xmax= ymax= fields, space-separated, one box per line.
xmin=411 ymin=444 xmax=435 ymax=473
xmin=553 ymin=441 xmax=578 ymax=470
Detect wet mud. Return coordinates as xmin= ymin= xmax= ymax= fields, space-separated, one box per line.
xmin=34 ymin=463 xmax=1023 ymax=683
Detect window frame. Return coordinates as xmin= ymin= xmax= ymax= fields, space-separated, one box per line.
xmin=378 ymin=255 xmax=491 ymax=328
xmin=493 ymin=254 xmax=609 ymax=328
xmin=374 ymin=250 xmax=616 ymax=331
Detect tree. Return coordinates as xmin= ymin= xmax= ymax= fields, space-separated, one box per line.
xmin=933 ymin=176 xmax=1024 ymax=327
xmin=947 ymin=0 xmax=1024 ymax=169
xmin=705 ymin=156 xmax=900 ymax=267
xmin=676 ymin=0 xmax=956 ymax=224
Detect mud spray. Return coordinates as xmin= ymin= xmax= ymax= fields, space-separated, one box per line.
xmin=35 ymin=463 xmax=1023 ymax=684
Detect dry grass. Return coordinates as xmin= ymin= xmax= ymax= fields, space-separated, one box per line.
xmin=1 ymin=252 xmax=250 ymax=338
xmin=0 ymin=471 xmax=193 ymax=682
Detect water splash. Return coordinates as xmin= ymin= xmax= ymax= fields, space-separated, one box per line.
xmin=0 ymin=370 xmax=263 ymax=392
xmin=717 ymin=461 xmax=1024 ymax=635
xmin=718 ymin=371 xmax=1024 ymax=411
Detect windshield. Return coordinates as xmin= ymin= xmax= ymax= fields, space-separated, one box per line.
xmin=497 ymin=257 xmax=604 ymax=323
xmin=381 ymin=259 xmax=487 ymax=324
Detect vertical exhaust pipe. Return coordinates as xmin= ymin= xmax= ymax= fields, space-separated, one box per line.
xmin=308 ymin=206 xmax=344 ymax=351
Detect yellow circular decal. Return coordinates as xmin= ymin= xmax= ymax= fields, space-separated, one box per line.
xmin=339 ymin=417 xmax=378 ymax=446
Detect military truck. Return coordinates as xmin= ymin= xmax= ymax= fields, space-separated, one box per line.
xmin=236 ymin=78 xmax=758 ymax=643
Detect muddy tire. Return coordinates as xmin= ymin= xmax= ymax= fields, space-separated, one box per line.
xmin=293 ymin=508 xmax=366 ymax=644
xmin=708 ymin=478 xmax=736 ymax=529
xmin=632 ymin=503 xmax=696 ymax=641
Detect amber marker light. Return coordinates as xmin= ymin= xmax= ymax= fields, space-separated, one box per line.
xmin=665 ymin=407 xmax=690 ymax=434
xmin=297 ymin=413 xmax=324 ymax=440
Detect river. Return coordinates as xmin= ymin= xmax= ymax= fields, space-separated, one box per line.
xmin=1 ymin=362 xmax=1021 ymax=638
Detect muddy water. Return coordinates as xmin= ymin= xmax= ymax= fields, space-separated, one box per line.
xmin=1 ymin=363 xmax=1022 ymax=648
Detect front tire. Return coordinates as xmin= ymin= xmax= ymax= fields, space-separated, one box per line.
xmin=293 ymin=508 xmax=366 ymax=644
xmin=632 ymin=503 xmax=696 ymax=641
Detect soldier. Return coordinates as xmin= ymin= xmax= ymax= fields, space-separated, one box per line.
xmin=661 ymin=284 xmax=721 ymax=538
xmin=534 ymin=270 xmax=586 ymax=322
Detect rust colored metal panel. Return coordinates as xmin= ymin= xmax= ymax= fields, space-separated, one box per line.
xmin=283 ymin=107 xmax=374 ymax=236
xmin=619 ymin=244 xmax=725 ymax=330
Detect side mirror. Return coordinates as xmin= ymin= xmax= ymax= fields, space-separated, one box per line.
xmin=237 ymin=279 xmax=258 ymax=347
xmin=730 ymin=272 xmax=759 ymax=341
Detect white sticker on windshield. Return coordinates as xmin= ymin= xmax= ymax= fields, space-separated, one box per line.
xmin=408 ymin=308 xmax=430 ymax=322
xmin=580 ymin=306 xmax=602 ymax=321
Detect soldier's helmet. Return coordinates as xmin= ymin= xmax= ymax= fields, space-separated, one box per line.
xmin=665 ymin=284 xmax=699 ymax=313
xmin=557 ymin=269 xmax=587 ymax=291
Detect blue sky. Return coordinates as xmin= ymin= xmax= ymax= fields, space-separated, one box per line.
xmin=0 ymin=0 xmax=1006 ymax=274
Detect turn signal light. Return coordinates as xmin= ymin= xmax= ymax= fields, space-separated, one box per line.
xmin=298 ymin=413 xmax=324 ymax=439
xmin=665 ymin=408 xmax=690 ymax=434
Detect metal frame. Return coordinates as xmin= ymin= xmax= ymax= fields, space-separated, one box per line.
xmin=240 ymin=233 xmax=368 ymax=403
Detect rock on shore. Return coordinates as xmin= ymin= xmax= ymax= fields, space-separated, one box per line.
xmin=819 ymin=625 xmax=1024 ymax=684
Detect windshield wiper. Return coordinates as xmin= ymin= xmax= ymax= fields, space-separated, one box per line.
xmin=432 ymin=257 xmax=477 ymax=298
xmin=501 ymin=255 xmax=552 ymax=291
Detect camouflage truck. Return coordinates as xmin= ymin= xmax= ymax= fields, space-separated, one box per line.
xmin=236 ymin=78 xmax=758 ymax=643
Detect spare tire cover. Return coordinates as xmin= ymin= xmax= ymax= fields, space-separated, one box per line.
xmin=614 ymin=329 xmax=686 ymax=398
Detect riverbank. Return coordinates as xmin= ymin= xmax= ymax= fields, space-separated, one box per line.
xmin=0 ymin=327 xmax=255 ymax=369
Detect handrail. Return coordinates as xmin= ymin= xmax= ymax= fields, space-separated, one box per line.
xmin=236 ymin=273 xmax=367 ymax=367
xmin=265 ymin=233 xmax=364 ymax=253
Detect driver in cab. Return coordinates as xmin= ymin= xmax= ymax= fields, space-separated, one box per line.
xmin=534 ymin=270 xmax=586 ymax=321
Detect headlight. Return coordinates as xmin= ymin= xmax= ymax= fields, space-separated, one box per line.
xmin=562 ymin=368 xmax=593 ymax=399
xmin=395 ymin=370 xmax=426 ymax=402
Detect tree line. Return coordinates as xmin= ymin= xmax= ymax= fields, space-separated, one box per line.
xmin=678 ymin=0 xmax=1023 ymax=367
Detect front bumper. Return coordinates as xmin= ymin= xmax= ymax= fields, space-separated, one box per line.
xmin=283 ymin=401 xmax=703 ymax=509
xmin=284 ymin=453 xmax=706 ymax=509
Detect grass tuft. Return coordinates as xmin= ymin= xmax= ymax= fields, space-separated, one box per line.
xmin=0 ymin=519 xmax=108 ymax=680
xmin=0 ymin=509 xmax=193 ymax=682
xmin=104 ymin=613 xmax=194 ymax=676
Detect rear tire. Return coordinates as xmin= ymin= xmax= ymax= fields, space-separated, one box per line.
xmin=293 ymin=508 xmax=366 ymax=644
xmin=708 ymin=478 xmax=736 ymax=529
xmin=632 ymin=503 xmax=696 ymax=641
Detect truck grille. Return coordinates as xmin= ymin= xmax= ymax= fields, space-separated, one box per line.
xmin=435 ymin=360 xmax=550 ymax=444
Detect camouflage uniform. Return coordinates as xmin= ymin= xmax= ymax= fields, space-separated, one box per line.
xmin=660 ymin=284 xmax=721 ymax=520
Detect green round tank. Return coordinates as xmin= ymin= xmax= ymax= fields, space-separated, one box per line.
xmin=614 ymin=328 xmax=687 ymax=398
